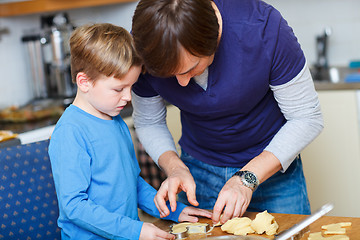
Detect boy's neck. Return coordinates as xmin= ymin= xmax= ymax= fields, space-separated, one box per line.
xmin=72 ymin=94 xmax=112 ymax=120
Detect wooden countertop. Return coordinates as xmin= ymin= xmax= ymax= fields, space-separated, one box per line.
xmin=154 ymin=212 xmax=360 ymax=239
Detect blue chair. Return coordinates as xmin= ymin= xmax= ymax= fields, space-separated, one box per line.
xmin=0 ymin=139 xmax=61 ymax=240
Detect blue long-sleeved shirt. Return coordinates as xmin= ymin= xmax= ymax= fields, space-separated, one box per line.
xmin=48 ymin=105 xmax=186 ymax=239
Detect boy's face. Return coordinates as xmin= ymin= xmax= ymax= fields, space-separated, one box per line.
xmin=86 ymin=66 xmax=141 ymax=120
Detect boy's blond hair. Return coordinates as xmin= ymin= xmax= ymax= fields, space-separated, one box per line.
xmin=70 ymin=23 xmax=142 ymax=83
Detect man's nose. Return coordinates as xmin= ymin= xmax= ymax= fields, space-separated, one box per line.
xmin=176 ymin=74 xmax=191 ymax=87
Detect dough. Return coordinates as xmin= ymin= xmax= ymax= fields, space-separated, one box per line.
xmin=321 ymin=222 xmax=352 ymax=235
xmin=250 ymin=210 xmax=279 ymax=235
xmin=220 ymin=211 xmax=279 ymax=236
xmin=308 ymin=232 xmax=349 ymax=240
xmin=171 ymin=222 xmax=208 ymax=234
xmin=307 ymin=222 xmax=352 ymax=240
xmin=221 ymin=217 xmax=254 ymax=236
xmin=187 ymin=224 xmax=209 ymax=234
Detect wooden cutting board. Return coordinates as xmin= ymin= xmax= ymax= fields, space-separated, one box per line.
xmin=154 ymin=212 xmax=360 ymax=239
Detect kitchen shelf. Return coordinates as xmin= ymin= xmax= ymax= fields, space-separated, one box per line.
xmin=0 ymin=0 xmax=137 ymax=17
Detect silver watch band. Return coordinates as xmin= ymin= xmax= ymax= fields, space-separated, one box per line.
xmin=233 ymin=170 xmax=259 ymax=191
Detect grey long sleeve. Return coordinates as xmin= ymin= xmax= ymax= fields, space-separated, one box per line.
xmin=265 ymin=63 xmax=323 ymax=171
xmin=131 ymin=93 xmax=178 ymax=165
xmin=131 ymin=63 xmax=323 ymax=171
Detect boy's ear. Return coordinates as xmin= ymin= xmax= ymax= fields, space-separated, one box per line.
xmin=76 ymin=72 xmax=91 ymax=92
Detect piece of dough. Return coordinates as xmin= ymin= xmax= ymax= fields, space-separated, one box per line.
xmin=234 ymin=225 xmax=255 ymax=236
xmin=308 ymin=232 xmax=324 ymax=240
xmin=171 ymin=222 xmax=208 ymax=234
xmin=321 ymin=222 xmax=352 ymax=235
xmin=213 ymin=214 xmax=223 ymax=226
xmin=187 ymin=224 xmax=208 ymax=234
xmin=213 ymin=221 xmax=222 ymax=227
xmin=322 ymin=222 xmax=352 ymax=229
xmin=250 ymin=210 xmax=279 ymax=235
xmin=308 ymin=232 xmax=349 ymax=240
xmin=221 ymin=217 xmax=254 ymax=235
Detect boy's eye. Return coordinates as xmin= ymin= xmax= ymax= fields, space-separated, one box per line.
xmin=114 ymin=88 xmax=123 ymax=92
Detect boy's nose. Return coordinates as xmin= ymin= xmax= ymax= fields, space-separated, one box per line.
xmin=124 ymin=89 xmax=132 ymax=101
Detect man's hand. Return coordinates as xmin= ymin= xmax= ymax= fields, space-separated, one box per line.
xmin=140 ymin=222 xmax=175 ymax=240
xmin=154 ymin=166 xmax=198 ymax=218
xmin=211 ymin=176 xmax=253 ymax=225
xmin=155 ymin=151 xmax=199 ymax=217
xmin=211 ymin=151 xmax=282 ymax=224
xmin=178 ymin=206 xmax=212 ymax=222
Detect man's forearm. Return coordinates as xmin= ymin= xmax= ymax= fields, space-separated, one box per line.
xmin=240 ymin=150 xmax=282 ymax=184
xmin=158 ymin=150 xmax=189 ymax=176
xmin=132 ymin=92 xmax=178 ymax=165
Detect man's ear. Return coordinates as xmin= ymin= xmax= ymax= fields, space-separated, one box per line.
xmin=76 ymin=72 xmax=91 ymax=92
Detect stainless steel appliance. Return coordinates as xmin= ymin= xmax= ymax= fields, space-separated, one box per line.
xmin=22 ymin=12 xmax=76 ymax=100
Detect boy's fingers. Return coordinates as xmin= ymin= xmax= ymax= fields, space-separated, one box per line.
xmin=196 ymin=209 xmax=212 ymax=218
xmin=182 ymin=215 xmax=199 ymax=223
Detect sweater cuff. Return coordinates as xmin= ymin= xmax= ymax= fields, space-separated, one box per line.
xmin=126 ymin=221 xmax=143 ymax=240
xmin=165 ymin=201 xmax=187 ymax=223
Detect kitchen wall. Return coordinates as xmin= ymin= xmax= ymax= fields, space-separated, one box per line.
xmin=0 ymin=0 xmax=360 ymax=109
xmin=0 ymin=1 xmax=138 ymax=109
xmin=268 ymin=0 xmax=360 ymax=68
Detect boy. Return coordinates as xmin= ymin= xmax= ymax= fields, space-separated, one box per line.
xmin=48 ymin=23 xmax=211 ymax=240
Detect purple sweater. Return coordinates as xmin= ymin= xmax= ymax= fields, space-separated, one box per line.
xmin=132 ymin=0 xmax=306 ymax=167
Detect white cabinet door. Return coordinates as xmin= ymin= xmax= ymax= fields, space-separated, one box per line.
xmin=302 ymin=90 xmax=360 ymax=217
xmin=166 ymin=105 xmax=182 ymax=153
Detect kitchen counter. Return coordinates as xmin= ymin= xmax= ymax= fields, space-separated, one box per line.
xmin=154 ymin=212 xmax=360 ymax=239
xmin=0 ymin=101 xmax=134 ymax=147
xmin=312 ymin=66 xmax=360 ymax=91
xmin=314 ymin=81 xmax=360 ymax=91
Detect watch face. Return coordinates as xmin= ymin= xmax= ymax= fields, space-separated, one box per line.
xmin=244 ymin=172 xmax=257 ymax=184
xmin=233 ymin=170 xmax=259 ymax=191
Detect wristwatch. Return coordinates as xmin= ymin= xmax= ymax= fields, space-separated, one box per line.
xmin=233 ymin=170 xmax=259 ymax=191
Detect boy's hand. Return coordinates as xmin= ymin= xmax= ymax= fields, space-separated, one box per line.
xmin=178 ymin=207 xmax=212 ymax=222
xmin=140 ymin=222 xmax=175 ymax=240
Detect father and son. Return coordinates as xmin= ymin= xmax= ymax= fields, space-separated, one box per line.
xmin=48 ymin=0 xmax=323 ymax=239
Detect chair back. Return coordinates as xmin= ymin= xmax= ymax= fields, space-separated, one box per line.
xmin=0 ymin=139 xmax=61 ymax=240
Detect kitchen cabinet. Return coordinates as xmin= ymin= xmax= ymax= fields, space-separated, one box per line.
xmin=166 ymin=105 xmax=182 ymax=153
xmin=302 ymin=90 xmax=360 ymax=217
xmin=0 ymin=0 xmax=137 ymax=17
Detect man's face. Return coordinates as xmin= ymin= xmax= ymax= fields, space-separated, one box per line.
xmin=174 ymin=47 xmax=215 ymax=87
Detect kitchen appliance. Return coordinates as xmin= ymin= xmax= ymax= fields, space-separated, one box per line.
xmin=22 ymin=33 xmax=48 ymax=99
xmin=22 ymin=12 xmax=76 ymax=100
xmin=313 ymin=27 xmax=332 ymax=81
